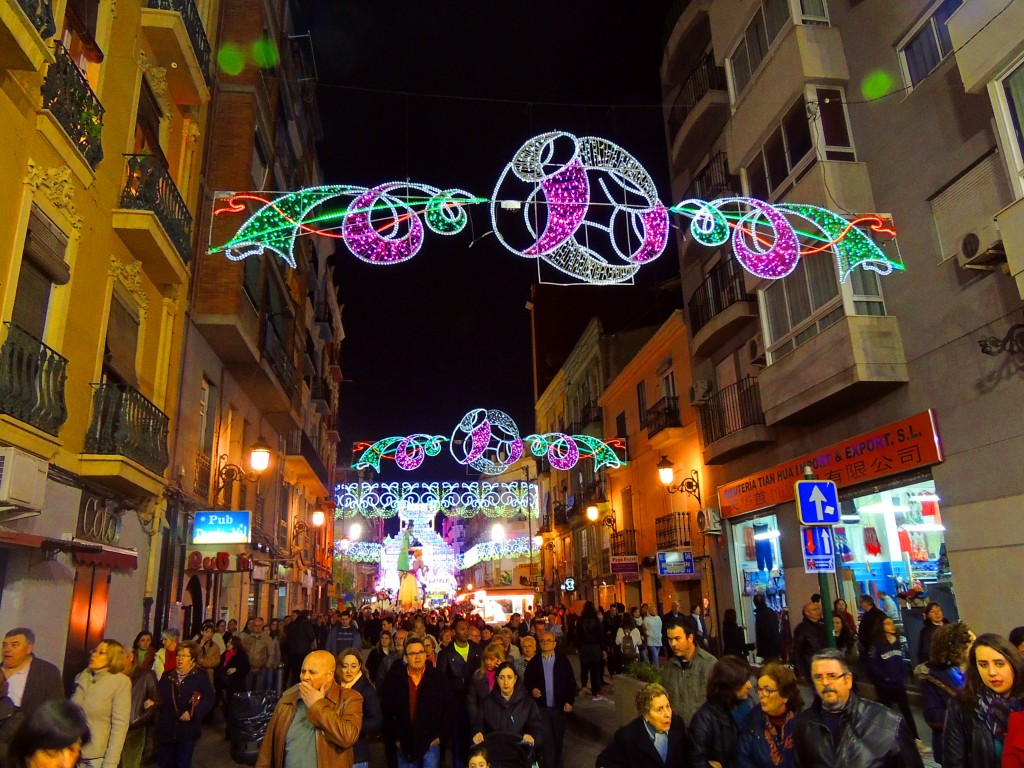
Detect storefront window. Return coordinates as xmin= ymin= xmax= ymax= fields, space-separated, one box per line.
xmin=732 ymin=514 xmax=788 ymax=641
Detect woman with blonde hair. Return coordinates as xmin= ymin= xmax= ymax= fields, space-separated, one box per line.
xmin=336 ymin=648 xmax=382 ymax=768
xmin=70 ymin=638 xmax=132 ymax=768
xmin=467 ymin=643 xmax=506 ymax=728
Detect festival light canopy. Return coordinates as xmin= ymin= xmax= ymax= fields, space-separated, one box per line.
xmin=351 ymin=408 xmax=625 ymax=476
xmin=335 ymin=481 xmax=538 ymax=519
xmin=209 ymin=131 xmax=903 ymax=286
xmin=335 ymin=536 xmax=540 ymax=571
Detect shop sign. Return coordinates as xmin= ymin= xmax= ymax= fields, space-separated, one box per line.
xmin=192 ymin=510 xmax=252 ymax=544
xmin=610 ymin=555 xmax=640 ymax=581
xmin=563 ymin=578 xmax=576 ymax=592
xmin=76 ymin=493 xmax=123 ymax=546
xmin=801 ymin=526 xmax=836 ymax=573
xmin=657 ymin=549 xmax=696 ymax=578
xmin=718 ymin=410 xmax=943 ymax=518
xmin=186 ymin=551 xmax=253 ymax=572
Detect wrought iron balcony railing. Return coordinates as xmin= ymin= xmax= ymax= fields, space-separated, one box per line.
xmin=86 ymin=382 xmax=170 ymax=474
xmin=580 ymin=400 xmax=602 ymax=427
xmin=688 ymin=257 xmax=753 ymax=335
xmin=41 ymin=42 xmax=104 ymax=169
xmin=263 ymin=324 xmax=296 ymax=394
xmin=193 ymin=449 xmax=211 ymax=499
xmin=610 ymin=528 xmax=638 ymax=556
xmin=684 ymin=152 xmax=733 ymax=203
xmin=120 ymin=154 xmax=193 ymax=264
xmin=144 ymin=0 xmax=212 ymax=84
xmin=0 ymin=323 xmax=68 ymax=436
xmin=17 ymin=0 xmax=56 ymax=38
xmin=646 ymin=395 xmax=682 ymax=437
xmin=700 ymin=376 xmax=766 ymax=446
xmin=656 ymin=511 xmax=690 ymax=549
xmin=668 ymin=53 xmax=726 ymax=138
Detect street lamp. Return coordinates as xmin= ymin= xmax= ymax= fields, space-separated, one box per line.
xmin=311 ymin=509 xmax=326 ymax=528
xmin=214 ymin=441 xmax=272 ymax=506
xmin=586 ymin=504 xmax=599 ymax=522
xmin=657 ymin=456 xmax=702 ymax=506
xmin=249 ymin=437 xmax=272 ymax=473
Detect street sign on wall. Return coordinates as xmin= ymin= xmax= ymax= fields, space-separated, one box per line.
xmin=610 ymin=555 xmax=640 ymax=581
xmin=801 ymin=526 xmax=836 ymax=573
xmin=657 ymin=549 xmax=695 ymax=577
xmin=795 ymin=480 xmax=840 ymax=525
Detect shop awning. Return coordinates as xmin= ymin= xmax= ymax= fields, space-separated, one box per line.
xmin=71 ymin=540 xmax=138 ymax=570
xmin=0 ymin=530 xmax=103 ymax=556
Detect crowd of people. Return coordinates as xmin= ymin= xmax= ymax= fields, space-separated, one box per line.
xmin=1 ymin=596 xmax=1023 ymax=768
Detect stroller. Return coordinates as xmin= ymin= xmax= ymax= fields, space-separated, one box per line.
xmin=477 ymin=731 xmax=538 ymax=768
xmin=226 ymin=690 xmax=280 ymax=765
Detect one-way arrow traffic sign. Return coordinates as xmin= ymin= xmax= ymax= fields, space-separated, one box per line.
xmin=801 ymin=526 xmax=836 ymax=573
xmin=795 ymin=480 xmax=841 ymax=525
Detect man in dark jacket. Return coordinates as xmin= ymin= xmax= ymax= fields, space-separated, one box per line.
xmin=524 ymin=630 xmax=576 ymax=768
xmin=435 ymin=618 xmax=481 ymax=768
xmin=858 ymin=595 xmax=888 ymax=657
xmin=604 ymin=605 xmax=623 ymax=674
xmin=325 ymin=611 xmax=362 ymax=655
xmin=1 ymin=627 xmax=64 ymax=717
xmin=792 ymin=649 xmax=922 ymax=768
xmin=753 ymin=594 xmax=782 ymax=661
xmin=791 ymin=602 xmax=827 ymax=681
xmin=284 ymin=610 xmax=317 ymax=687
xmin=381 ymin=636 xmax=454 ymax=768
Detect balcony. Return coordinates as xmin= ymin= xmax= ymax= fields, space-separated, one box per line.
xmin=669 ymin=53 xmax=729 ymax=170
xmin=996 ymin=196 xmax=1024 ymax=300
xmin=646 ymin=395 xmax=682 ymax=438
xmin=0 ymin=323 xmax=67 ymax=436
xmin=610 ymin=528 xmax=637 ymax=557
xmin=325 ymin=414 xmax=340 ymax=444
xmin=192 ymin=449 xmax=211 ymax=499
xmin=759 ymin=315 xmax=908 ymax=425
xmin=580 ymin=400 xmax=602 ymax=431
xmin=689 ymin=258 xmax=757 ymax=357
xmin=662 ymin=0 xmax=712 ymax=82
xmin=656 ymin=511 xmax=689 ymax=550
xmin=112 ymin=154 xmax=192 ymax=285
xmin=728 ymin=24 xmax=848 ymax=167
xmin=700 ymin=376 xmax=774 ymax=464
xmin=285 ymin=429 xmax=330 ymax=497
xmin=140 ymin=0 xmax=211 ymax=105
xmin=309 ymin=375 xmax=330 ymax=415
xmin=82 ymin=383 xmax=169 ymax=491
xmin=327 ymin=346 xmax=342 ymax=382
xmin=948 ymin=0 xmax=1024 ymax=94
xmin=313 ymin=296 xmax=334 ymax=342
xmin=39 ymin=41 xmax=104 ymax=170
xmin=0 ymin=0 xmax=55 ymax=71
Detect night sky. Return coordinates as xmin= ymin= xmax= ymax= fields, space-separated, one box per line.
xmin=297 ymin=2 xmax=676 ymax=483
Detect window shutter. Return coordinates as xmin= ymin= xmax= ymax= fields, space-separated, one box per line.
xmin=105 ymin=296 xmax=139 ymax=385
xmin=11 ymin=261 xmax=51 ymax=341
xmin=24 ymin=206 xmax=70 ymax=285
xmin=64 ymin=0 xmax=103 ymax=60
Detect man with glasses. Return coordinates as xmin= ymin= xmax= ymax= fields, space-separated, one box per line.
xmin=792 ymin=649 xmax=922 ymax=767
xmin=381 ymin=636 xmax=454 ymax=768
xmin=525 ymin=630 xmax=576 ymax=768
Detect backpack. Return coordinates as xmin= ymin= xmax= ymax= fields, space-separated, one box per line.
xmin=620 ymin=631 xmax=637 ymax=663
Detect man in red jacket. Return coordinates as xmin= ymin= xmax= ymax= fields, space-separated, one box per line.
xmin=256 ymin=650 xmax=363 ymax=768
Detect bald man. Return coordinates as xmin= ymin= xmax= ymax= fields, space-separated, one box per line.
xmin=256 ymin=650 xmax=363 ymax=768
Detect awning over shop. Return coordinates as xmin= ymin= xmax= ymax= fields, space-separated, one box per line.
xmin=71 ymin=540 xmax=138 ymax=570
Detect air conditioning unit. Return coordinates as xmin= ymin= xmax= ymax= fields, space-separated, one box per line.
xmin=748 ymin=333 xmax=766 ymax=366
xmin=688 ymin=380 xmax=713 ymax=406
xmin=956 ymin=221 xmax=1005 ymax=271
xmin=697 ymin=508 xmax=722 ymax=536
xmin=0 ymin=447 xmax=48 ymax=514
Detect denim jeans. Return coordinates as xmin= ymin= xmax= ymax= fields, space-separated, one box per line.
xmin=647 ymin=645 xmax=661 ymax=666
xmin=397 ymin=743 xmax=441 ymax=768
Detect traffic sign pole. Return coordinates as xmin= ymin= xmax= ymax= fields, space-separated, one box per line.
xmin=802 ymin=467 xmax=836 ymax=649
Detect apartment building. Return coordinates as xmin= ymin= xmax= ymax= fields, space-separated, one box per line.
xmin=663 ymin=0 xmax=1024 ymax=648
xmin=0 ymin=0 xmax=216 ymax=681
xmin=165 ymin=0 xmax=342 ymax=633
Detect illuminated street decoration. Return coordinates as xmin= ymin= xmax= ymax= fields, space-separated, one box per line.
xmin=209 ymin=184 xmax=482 ymax=268
xmin=374 ymin=504 xmax=458 ymax=603
xmin=491 ymin=131 xmax=670 ymax=284
xmin=336 ymin=535 xmax=540 ymax=571
xmin=352 ymin=410 xmax=625 ymax=475
xmin=209 ymin=133 xmax=901 ymax=286
xmin=335 ymin=481 xmax=537 ymax=519
xmin=672 ymin=197 xmax=903 ymax=282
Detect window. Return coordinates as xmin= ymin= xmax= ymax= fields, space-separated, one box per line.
xmin=729 ymin=0 xmax=792 ymax=97
xmin=899 ymin=0 xmax=964 ymax=88
xmin=621 ymin=487 xmax=634 ymax=530
xmin=251 ymin=129 xmax=269 ymax=189
xmin=636 ymin=381 xmax=648 ymax=429
xmin=662 ymin=371 xmax=677 ymax=399
xmin=999 ymin=60 xmax=1024 ymax=191
xmin=133 ymin=78 xmax=165 ymax=158
xmin=198 ymin=379 xmax=217 ymax=454
xmin=12 ymin=207 xmax=70 ymax=341
xmin=615 ymin=411 xmax=626 ymax=440
xmin=745 ymin=97 xmax=815 ymax=199
xmin=104 ymin=293 xmax=140 ymax=385
xmin=814 ymin=88 xmax=856 ymax=161
xmin=62 ymin=0 xmax=102 ymax=73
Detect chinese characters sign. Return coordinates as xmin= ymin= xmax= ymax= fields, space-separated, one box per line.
xmin=718 ymin=411 xmax=943 ymax=518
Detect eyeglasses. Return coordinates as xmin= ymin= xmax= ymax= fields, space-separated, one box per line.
xmin=90 ymin=647 xmax=107 ymax=656
xmin=757 ymin=687 xmax=778 ymax=695
xmin=812 ymin=672 xmax=849 ymax=684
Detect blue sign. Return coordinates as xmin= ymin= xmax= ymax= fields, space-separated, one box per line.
xmin=657 ymin=549 xmax=695 ymax=577
xmin=192 ymin=510 xmax=252 ymax=544
xmin=801 ymin=526 xmax=836 ymax=573
xmin=795 ymin=480 xmax=840 ymax=525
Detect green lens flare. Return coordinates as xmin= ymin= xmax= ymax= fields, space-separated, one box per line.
xmin=251 ymin=38 xmax=280 ymax=69
xmin=217 ymin=43 xmax=245 ymax=75
xmin=861 ymin=70 xmax=895 ymax=100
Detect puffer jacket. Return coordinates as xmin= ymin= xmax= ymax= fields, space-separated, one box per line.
xmin=942 ymin=697 xmax=1000 ymax=768
xmin=473 ymin=684 xmax=542 ymax=743
xmin=792 ymin=693 xmax=923 ymax=768
xmin=735 ymin=706 xmax=797 ymax=768
xmin=688 ymin=700 xmax=738 ymax=768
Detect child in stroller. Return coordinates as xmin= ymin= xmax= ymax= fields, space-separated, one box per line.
xmin=472 ymin=733 xmax=537 ymax=768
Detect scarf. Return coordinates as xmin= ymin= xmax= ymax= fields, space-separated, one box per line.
xmin=977 ymin=687 xmax=1023 ymax=743
xmin=763 ymin=709 xmax=795 ymax=767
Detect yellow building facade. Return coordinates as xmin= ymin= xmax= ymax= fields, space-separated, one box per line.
xmin=0 ymin=0 xmax=216 ymax=683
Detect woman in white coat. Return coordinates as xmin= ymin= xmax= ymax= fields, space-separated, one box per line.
xmin=71 ymin=638 xmax=132 ymax=768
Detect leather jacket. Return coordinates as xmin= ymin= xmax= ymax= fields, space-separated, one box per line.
xmin=688 ymin=700 xmax=738 ymax=768
xmin=942 ymin=697 xmax=998 ymax=768
xmin=792 ymin=693 xmax=923 ymax=768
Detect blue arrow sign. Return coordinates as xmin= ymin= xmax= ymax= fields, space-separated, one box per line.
xmin=801 ymin=526 xmax=836 ymax=573
xmin=795 ymin=480 xmax=841 ymax=525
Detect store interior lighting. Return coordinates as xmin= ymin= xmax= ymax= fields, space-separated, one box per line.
xmin=752 ymin=529 xmax=781 ymax=541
